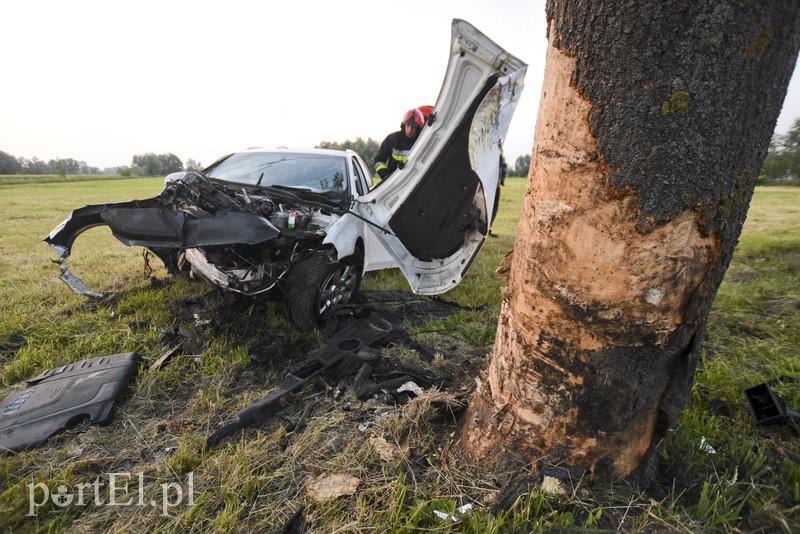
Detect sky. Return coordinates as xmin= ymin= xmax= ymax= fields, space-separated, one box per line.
xmin=1 ymin=0 xmax=799 ymax=170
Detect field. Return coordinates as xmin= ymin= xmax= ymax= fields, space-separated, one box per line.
xmin=0 ymin=174 xmax=128 ymax=186
xmin=0 ymin=177 xmax=798 ymax=532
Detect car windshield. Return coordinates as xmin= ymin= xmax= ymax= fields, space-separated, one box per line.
xmin=205 ymin=152 xmax=349 ymax=197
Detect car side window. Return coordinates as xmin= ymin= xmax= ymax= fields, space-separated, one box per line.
xmin=351 ymin=157 xmax=367 ymax=196
xmin=353 ymin=157 xmax=376 ymax=192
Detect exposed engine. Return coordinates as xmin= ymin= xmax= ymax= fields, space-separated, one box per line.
xmin=163 ymin=172 xmax=337 ymax=296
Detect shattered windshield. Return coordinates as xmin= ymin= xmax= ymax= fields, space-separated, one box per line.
xmin=205 ymin=152 xmax=349 ymax=197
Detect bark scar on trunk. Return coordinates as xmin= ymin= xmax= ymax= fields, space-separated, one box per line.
xmin=461 ymin=23 xmax=721 ymax=479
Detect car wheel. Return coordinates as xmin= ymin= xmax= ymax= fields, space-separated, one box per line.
xmin=286 ymin=251 xmax=363 ymax=330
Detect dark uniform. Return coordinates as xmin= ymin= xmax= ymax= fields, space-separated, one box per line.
xmin=374 ymin=108 xmax=426 ymax=180
xmin=374 ymin=131 xmax=418 ymax=179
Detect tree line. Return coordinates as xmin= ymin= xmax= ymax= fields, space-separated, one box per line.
xmin=761 ymin=117 xmax=800 ymax=181
xmin=119 ymin=153 xmax=202 ymax=177
xmin=0 ymin=150 xmax=204 ymax=177
xmin=0 ymin=151 xmax=102 ymax=175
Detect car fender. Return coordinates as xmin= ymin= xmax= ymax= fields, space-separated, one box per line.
xmin=321 ymin=213 xmax=360 ymax=261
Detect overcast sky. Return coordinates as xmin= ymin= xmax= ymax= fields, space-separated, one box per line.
xmin=2 ymin=0 xmax=798 ymax=170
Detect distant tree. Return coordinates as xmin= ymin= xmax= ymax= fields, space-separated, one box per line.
xmin=160 ymin=153 xmax=183 ymax=174
xmin=185 ymin=158 xmax=203 ymax=171
xmin=131 ymin=152 xmax=183 ymax=176
xmin=317 ymin=137 xmax=380 ymax=171
xmin=118 ymin=166 xmax=132 ymax=177
xmin=20 ymin=157 xmax=52 ymax=174
xmin=16 ymin=157 xmax=30 ymax=173
xmin=53 ymin=159 xmax=67 ymax=180
xmin=45 ymin=158 xmax=98 ymax=175
xmin=0 ymin=151 xmax=22 ymax=174
xmin=784 ymin=118 xmax=800 ymax=164
xmin=512 ymin=154 xmax=531 ymax=177
xmin=760 ymin=139 xmax=792 ymax=181
xmin=760 ymin=118 xmax=800 ymax=181
xmin=0 ymin=152 xmax=101 ymax=175
xmin=132 ymin=153 xmax=164 ymax=176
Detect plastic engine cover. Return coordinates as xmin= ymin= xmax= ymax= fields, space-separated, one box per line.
xmin=0 ymin=352 xmax=141 ymax=454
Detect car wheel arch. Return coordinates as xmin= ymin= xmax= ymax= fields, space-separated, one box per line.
xmin=285 ymin=248 xmax=363 ymax=330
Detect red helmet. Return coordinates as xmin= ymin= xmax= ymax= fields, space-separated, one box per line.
xmin=401 ymin=108 xmax=425 ymax=129
xmin=417 ymin=105 xmax=433 ymax=123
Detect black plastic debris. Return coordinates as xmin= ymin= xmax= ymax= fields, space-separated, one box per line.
xmin=0 ymin=352 xmax=142 ymax=454
xmin=745 ymin=382 xmax=800 ymax=426
xmin=204 ymin=310 xmax=401 ymax=449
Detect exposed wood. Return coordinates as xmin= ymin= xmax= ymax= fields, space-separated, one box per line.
xmin=460 ymin=0 xmax=800 ymax=484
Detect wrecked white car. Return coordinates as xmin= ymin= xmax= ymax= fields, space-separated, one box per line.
xmin=44 ymin=19 xmax=527 ymax=329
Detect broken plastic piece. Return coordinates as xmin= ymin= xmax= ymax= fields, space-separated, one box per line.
xmin=58 ymin=263 xmax=104 ymax=299
xmin=745 ymin=382 xmax=800 ymax=426
xmin=434 ymin=504 xmax=473 ymax=523
xmin=204 ymin=310 xmax=400 ymax=448
xmin=397 ymin=381 xmax=424 ymax=397
xmin=0 ymin=352 xmax=141 ymax=454
xmin=699 ymin=436 xmax=717 ymax=454
xmin=434 ymin=510 xmax=458 ymax=523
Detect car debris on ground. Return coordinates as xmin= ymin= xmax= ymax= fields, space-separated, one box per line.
xmin=0 ymin=353 xmax=141 ymax=453
xmin=745 ymin=381 xmax=800 ymax=426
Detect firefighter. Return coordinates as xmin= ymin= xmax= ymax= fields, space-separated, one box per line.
xmin=374 ymin=108 xmax=426 ymax=180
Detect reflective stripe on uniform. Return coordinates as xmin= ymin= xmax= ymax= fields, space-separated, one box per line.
xmin=392 ymin=149 xmax=410 ymax=162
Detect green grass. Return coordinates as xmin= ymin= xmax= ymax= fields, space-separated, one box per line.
xmin=0 ymin=174 xmax=148 ymax=185
xmin=0 ymin=178 xmax=798 ymax=532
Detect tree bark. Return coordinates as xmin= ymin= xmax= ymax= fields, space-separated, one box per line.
xmin=460 ymin=0 xmax=800 ymax=484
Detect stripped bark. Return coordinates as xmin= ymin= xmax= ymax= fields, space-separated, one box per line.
xmin=460 ymin=0 xmax=800 ymax=483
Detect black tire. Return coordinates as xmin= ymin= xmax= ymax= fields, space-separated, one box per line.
xmin=286 ymin=250 xmax=363 ymax=330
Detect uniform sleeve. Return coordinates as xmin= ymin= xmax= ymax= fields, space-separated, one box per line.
xmin=374 ymin=134 xmax=393 ymax=179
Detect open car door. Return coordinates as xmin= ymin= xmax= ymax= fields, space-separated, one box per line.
xmin=356 ymin=19 xmax=527 ymax=295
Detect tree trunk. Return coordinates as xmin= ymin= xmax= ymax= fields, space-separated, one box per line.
xmin=460 ymin=0 xmax=800 ymax=483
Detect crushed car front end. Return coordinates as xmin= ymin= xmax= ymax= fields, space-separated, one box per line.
xmin=45 ymin=150 xmax=370 ymax=329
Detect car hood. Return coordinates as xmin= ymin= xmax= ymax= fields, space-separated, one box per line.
xmin=355 ymin=19 xmax=527 ymax=295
